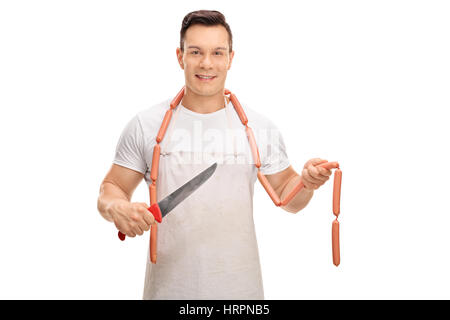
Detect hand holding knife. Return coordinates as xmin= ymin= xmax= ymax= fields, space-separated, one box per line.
xmin=117 ymin=162 xmax=218 ymax=240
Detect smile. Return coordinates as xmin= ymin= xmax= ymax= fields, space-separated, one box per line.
xmin=196 ymin=75 xmax=216 ymax=81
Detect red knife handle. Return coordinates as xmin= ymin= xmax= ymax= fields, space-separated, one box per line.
xmin=117 ymin=203 xmax=162 ymax=241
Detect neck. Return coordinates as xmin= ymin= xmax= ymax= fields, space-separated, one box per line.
xmin=181 ymin=86 xmax=225 ymax=114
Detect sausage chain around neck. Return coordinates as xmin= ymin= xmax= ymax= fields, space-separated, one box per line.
xmin=118 ymin=86 xmax=342 ymax=267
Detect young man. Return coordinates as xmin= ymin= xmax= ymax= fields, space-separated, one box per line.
xmin=97 ymin=10 xmax=332 ymax=299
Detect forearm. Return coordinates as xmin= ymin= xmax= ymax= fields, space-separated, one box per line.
xmin=280 ymin=174 xmax=314 ymax=213
xmin=97 ymin=182 xmax=130 ymax=222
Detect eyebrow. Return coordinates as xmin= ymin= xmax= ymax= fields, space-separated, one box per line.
xmin=187 ymin=46 xmax=227 ymax=51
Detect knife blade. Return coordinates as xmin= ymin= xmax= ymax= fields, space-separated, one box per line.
xmin=157 ymin=162 xmax=217 ymax=219
xmin=118 ymin=162 xmax=217 ymax=240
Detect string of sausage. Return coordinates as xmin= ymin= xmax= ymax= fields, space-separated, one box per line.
xmin=118 ymin=86 xmax=342 ymax=266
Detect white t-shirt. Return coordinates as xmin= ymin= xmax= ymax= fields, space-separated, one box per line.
xmin=113 ymin=96 xmax=290 ymax=299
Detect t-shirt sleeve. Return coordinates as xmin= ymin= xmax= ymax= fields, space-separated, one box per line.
xmin=258 ymin=119 xmax=290 ymax=175
xmin=113 ymin=115 xmax=147 ymax=174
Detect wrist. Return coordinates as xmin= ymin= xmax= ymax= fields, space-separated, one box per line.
xmin=300 ymin=175 xmax=314 ymax=192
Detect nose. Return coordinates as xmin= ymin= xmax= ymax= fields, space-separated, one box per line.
xmin=199 ymin=53 xmax=213 ymax=69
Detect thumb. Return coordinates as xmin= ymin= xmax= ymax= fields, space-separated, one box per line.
xmin=304 ymin=158 xmax=328 ymax=169
xmin=138 ymin=202 xmax=150 ymax=209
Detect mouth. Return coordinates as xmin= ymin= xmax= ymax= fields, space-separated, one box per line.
xmin=195 ymin=74 xmax=216 ymax=82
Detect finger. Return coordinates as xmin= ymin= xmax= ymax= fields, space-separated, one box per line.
xmin=307 ymin=164 xmax=322 ymax=179
xmin=138 ymin=218 xmax=150 ymax=232
xmin=305 ymin=158 xmax=328 ymax=169
xmin=316 ymin=166 xmax=332 ymax=177
xmin=310 ymin=163 xmax=332 ymax=180
xmin=318 ymin=161 xmax=339 ymax=171
xmin=132 ymin=206 xmax=151 ymax=227
xmin=313 ymin=158 xmax=328 ymax=166
xmin=303 ymin=167 xmax=323 ymax=184
xmin=141 ymin=209 xmax=155 ymax=226
xmin=134 ymin=224 xmax=144 ymax=236
xmin=302 ymin=171 xmax=321 ymax=190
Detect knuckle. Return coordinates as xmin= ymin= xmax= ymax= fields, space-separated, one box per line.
xmin=137 ymin=206 xmax=146 ymax=213
xmin=129 ymin=222 xmax=137 ymax=230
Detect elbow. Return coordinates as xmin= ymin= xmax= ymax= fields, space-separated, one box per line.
xmin=97 ymin=183 xmax=113 ymax=222
xmin=97 ymin=197 xmax=104 ymax=214
xmin=281 ymin=205 xmax=302 ymax=214
xmin=97 ymin=196 xmax=108 ymax=220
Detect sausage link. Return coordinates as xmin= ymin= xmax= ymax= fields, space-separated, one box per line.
xmin=257 ymin=171 xmax=281 ymax=206
xmin=280 ymin=178 xmax=305 ymax=206
xmin=150 ymin=144 xmax=160 ymax=181
xmin=150 ymin=224 xmax=157 ymax=264
xmin=149 ymin=183 xmax=157 ymax=264
xmin=229 ymin=93 xmax=248 ymax=125
xmin=149 ymin=183 xmax=157 ymax=205
xmin=332 ymin=219 xmax=340 ymax=266
xmin=170 ymin=86 xmax=185 ymax=109
xmin=245 ymin=126 xmax=261 ymax=168
xmin=333 ymin=169 xmax=342 ymax=217
xmin=156 ymin=109 xmax=173 ymax=143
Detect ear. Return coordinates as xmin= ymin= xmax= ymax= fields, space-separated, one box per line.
xmin=227 ymin=50 xmax=235 ymax=70
xmin=176 ymin=48 xmax=184 ymax=70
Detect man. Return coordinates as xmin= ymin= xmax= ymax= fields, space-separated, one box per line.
xmin=97 ymin=10 xmax=332 ymax=299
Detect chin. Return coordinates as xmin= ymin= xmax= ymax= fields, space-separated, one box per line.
xmin=191 ymin=85 xmax=221 ymax=96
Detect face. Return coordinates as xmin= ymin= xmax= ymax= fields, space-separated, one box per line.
xmin=176 ymin=24 xmax=234 ymax=97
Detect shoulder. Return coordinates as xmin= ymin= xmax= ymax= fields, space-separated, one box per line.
xmin=119 ymin=99 xmax=171 ymax=149
xmin=243 ymin=104 xmax=279 ymax=131
xmin=135 ymin=98 xmax=171 ymax=129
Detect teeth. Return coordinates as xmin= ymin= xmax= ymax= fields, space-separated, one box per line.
xmin=197 ymin=75 xmax=214 ymax=79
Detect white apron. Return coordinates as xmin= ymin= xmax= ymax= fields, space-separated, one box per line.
xmin=142 ymin=97 xmax=264 ymax=300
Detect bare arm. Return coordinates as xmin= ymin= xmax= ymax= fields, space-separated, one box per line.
xmin=264 ymin=165 xmax=314 ymax=214
xmin=97 ymin=164 xmax=155 ymax=237
xmin=265 ymin=158 xmax=333 ymax=213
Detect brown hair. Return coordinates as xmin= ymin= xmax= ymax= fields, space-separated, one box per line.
xmin=180 ymin=10 xmax=233 ymax=53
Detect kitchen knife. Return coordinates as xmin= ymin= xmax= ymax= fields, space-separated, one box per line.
xmin=118 ymin=162 xmax=217 ymax=240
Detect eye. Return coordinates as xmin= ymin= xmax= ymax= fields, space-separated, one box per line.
xmin=214 ymin=51 xmax=222 ymax=55
xmin=191 ymin=50 xmax=199 ymax=55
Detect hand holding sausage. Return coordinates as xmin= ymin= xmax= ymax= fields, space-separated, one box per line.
xmin=109 ymin=201 xmax=156 ymax=238
xmin=301 ymin=158 xmax=333 ymax=190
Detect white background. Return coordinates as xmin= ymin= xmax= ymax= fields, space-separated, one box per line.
xmin=1 ymin=0 xmax=449 ymax=299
